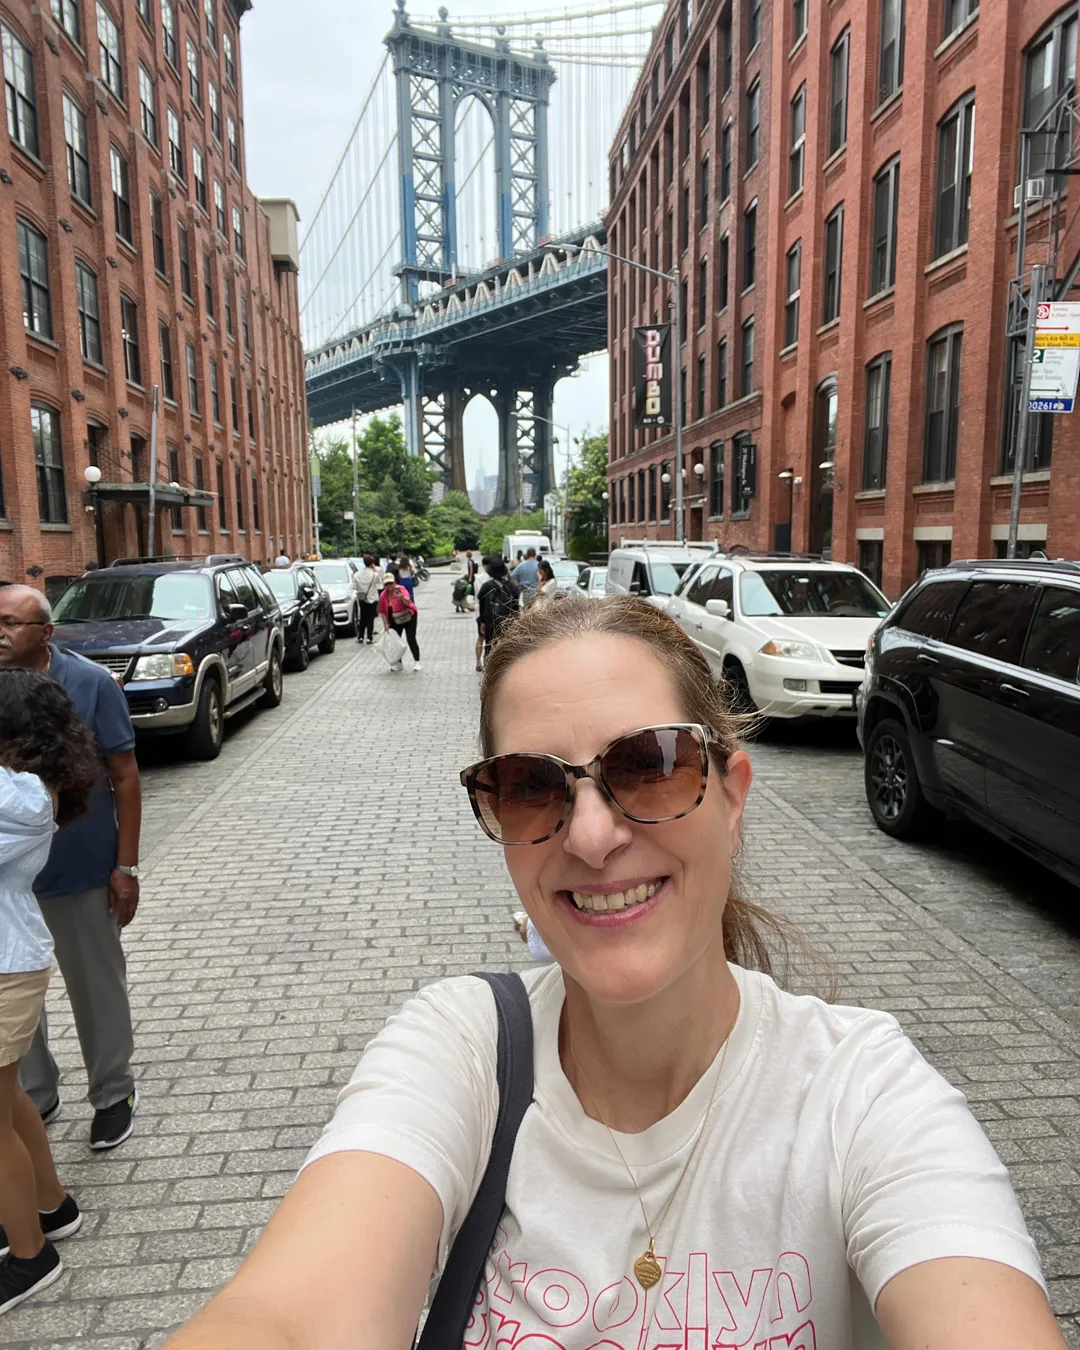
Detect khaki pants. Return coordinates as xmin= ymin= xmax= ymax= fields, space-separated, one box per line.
xmin=0 ymin=968 xmax=50 ymax=1068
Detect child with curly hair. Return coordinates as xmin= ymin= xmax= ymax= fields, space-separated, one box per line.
xmin=0 ymin=669 xmax=100 ymax=1315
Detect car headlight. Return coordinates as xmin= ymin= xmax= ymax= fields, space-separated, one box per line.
xmin=759 ymin=640 xmax=822 ymax=661
xmin=130 ymin=653 xmax=195 ymax=681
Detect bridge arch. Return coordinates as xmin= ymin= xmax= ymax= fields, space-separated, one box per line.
xmin=454 ymin=93 xmax=498 ymax=275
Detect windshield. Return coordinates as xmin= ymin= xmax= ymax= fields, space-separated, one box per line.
xmin=739 ymin=570 xmax=890 ymax=619
xmin=311 ymin=563 xmax=350 ymax=586
xmin=589 ymin=569 xmax=607 ymax=591
xmin=650 ymin=561 xmax=690 ymax=596
xmin=551 ymin=563 xmax=580 ymax=581
xmin=54 ymin=574 xmax=213 ymax=623
xmin=262 ymin=571 xmax=298 ymax=599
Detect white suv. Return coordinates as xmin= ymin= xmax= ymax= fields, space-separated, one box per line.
xmin=666 ymin=555 xmax=891 ymax=719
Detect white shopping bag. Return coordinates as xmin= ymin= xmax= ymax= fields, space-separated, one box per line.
xmin=380 ymin=627 xmax=407 ymax=667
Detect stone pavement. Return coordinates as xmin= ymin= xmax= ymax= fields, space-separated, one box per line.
xmin=3 ymin=574 xmax=1079 ymax=1347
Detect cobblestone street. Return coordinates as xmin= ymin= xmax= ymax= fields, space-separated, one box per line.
xmin=3 ymin=573 xmax=1080 ymax=1348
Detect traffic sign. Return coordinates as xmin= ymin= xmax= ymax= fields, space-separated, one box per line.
xmin=1031 ymin=302 xmax=1080 ymax=412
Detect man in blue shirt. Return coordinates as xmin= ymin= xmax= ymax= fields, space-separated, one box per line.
xmin=511 ymin=547 xmax=541 ymax=601
xmin=0 ymin=586 xmax=142 ymax=1150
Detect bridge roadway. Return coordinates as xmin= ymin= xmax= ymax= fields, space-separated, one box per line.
xmin=4 ymin=574 xmax=1079 ymax=1347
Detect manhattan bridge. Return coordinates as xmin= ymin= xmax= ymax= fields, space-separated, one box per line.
xmin=301 ymin=0 xmax=663 ymax=511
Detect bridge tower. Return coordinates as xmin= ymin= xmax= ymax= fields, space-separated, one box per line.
xmin=386 ymin=2 xmax=558 ymax=509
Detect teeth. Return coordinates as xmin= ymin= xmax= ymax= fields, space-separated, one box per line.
xmin=570 ymin=881 xmax=664 ymax=913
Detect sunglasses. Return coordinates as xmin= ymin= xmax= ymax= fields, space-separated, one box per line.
xmin=459 ymin=723 xmax=721 ymax=845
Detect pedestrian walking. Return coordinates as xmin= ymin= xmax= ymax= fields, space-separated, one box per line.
xmin=511 ymin=546 xmax=540 ymax=602
xmin=0 ymin=669 xmax=100 ymax=1315
xmin=396 ymin=557 xmax=416 ymax=603
xmin=472 ymin=556 xmax=495 ymax=671
xmin=354 ymin=555 xmax=382 ymax=645
xmin=273 ymin=550 xmax=290 ymax=568
xmin=0 ymin=587 xmax=142 ymax=1151
xmin=535 ymin=558 xmax=558 ymax=604
xmin=464 ymin=550 xmax=477 ymax=587
xmin=167 ymin=593 xmax=1063 ymax=1350
xmin=377 ymin=574 xmax=421 ymax=672
xmin=478 ymin=558 xmax=519 ymax=665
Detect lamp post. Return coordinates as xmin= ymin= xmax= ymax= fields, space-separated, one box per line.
xmin=528 ymin=411 xmax=575 ymax=554
xmin=550 ymin=243 xmax=684 ymax=542
xmin=84 ymin=465 xmax=104 ymax=567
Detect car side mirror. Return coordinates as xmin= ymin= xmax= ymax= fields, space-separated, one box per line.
xmin=227 ymin=602 xmax=248 ymax=621
xmin=299 ymin=585 xmax=314 ymax=600
xmin=705 ymin=599 xmax=731 ymax=619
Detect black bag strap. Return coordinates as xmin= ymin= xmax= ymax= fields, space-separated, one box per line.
xmin=415 ymin=971 xmax=534 ymax=1350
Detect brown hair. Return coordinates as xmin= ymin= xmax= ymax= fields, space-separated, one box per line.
xmin=479 ymin=593 xmax=836 ymax=995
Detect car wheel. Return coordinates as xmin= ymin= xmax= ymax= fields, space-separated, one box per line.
xmin=294 ymin=626 xmax=310 ymax=671
xmin=317 ymin=622 xmax=336 ymax=655
xmin=343 ymin=606 xmax=357 ymax=638
xmin=723 ymin=662 xmax=757 ymax=717
xmin=864 ymin=717 xmax=936 ymax=839
xmin=260 ymin=646 xmax=284 ymax=709
xmin=183 ymin=677 xmax=224 ymax=761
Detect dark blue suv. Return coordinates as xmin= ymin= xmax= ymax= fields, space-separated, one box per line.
xmin=52 ymin=556 xmax=286 ymax=759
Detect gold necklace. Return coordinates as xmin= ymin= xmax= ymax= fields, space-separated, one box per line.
xmin=568 ymin=998 xmax=737 ymax=1291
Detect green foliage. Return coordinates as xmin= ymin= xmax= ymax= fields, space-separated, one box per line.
xmin=356 ymin=415 xmax=438 ymax=515
xmin=565 ymin=430 xmax=609 ymax=560
xmin=478 ymin=510 xmax=547 ymax=558
xmin=429 ymin=490 xmax=482 ymax=551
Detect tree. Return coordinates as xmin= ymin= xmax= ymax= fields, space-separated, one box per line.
xmin=479 ymin=510 xmax=547 ymax=558
xmin=429 ymin=491 xmax=482 ymax=551
xmin=565 ymin=430 xmax=609 ymax=560
xmin=311 ymin=438 xmax=355 ymax=557
xmin=356 ymin=415 xmax=438 ymax=516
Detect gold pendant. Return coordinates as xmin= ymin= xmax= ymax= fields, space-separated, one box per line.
xmin=634 ymin=1249 xmax=662 ymax=1290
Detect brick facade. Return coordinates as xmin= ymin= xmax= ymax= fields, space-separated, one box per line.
xmin=607 ymin=0 xmax=1080 ymax=599
xmin=0 ymin=0 xmax=311 ymax=602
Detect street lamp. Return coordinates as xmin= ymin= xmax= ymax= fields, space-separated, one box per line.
xmin=84 ymin=465 xmax=104 ymax=567
xmin=552 ymin=242 xmax=685 ymax=542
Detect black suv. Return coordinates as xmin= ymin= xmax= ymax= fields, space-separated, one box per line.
xmin=52 ymin=556 xmax=286 ymax=760
xmin=859 ymin=558 xmax=1080 ymax=886
xmin=261 ymin=564 xmax=336 ymax=670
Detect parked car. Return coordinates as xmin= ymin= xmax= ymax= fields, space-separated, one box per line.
xmin=666 ymin=553 xmax=891 ymax=717
xmin=858 ymin=557 xmax=1080 ymax=886
xmin=549 ymin=560 xmax=584 ymax=588
xmin=605 ymin=541 xmax=715 ymax=608
xmin=309 ymin=560 xmax=360 ymax=635
xmin=577 ymin=566 xmax=608 ymax=598
xmin=262 ymin=564 xmax=336 ymax=670
xmin=51 ymin=556 xmax=285 ymax=760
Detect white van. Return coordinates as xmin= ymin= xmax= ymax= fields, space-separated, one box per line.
xmin=605 ymin=540 xmax=711 ymax=608
xmin=503 ymin=533 xmax=552 ymax=563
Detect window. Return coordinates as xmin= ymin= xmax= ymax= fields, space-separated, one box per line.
xmin=135 ymin=0 xmax=151 ymax=24
xmin=858 ymin=540 xmax=884 ymax=590
xmin=247 ymin=386 xmax=254 ymax=440
xmin=216 ymin=458 xmax=227 ymax=529
xmin=793 ymin=0 xmax=807 ymax=43
xmin=731 ymin=431 xmax=755 ymax=514
xmin=879 ymin=0 xmax=905 ymax=104
xmin=214 ymin=178 xmax=225 ymax=233
xmin=162 ymin=0 xmax=177 ymax=67
xmin=186 ymin=37 xmax=201 ymax=107
xmin=1024 ymin=12 xmax=1078 ymax=178
xmin=944 ymin=0 xmax=978 ymax=41
xmin=862 ymin=353 xmax=891 ymax=489
xmin=718 ymin=233 xmax=729 ymax=309
xmin=178 ymin=222 xmax=192 ymax=298
xmin=192 ymin=142 xmax=207 ymax=209
xmin=896 ymin=577 xmax=965 ymax=636
xmin=696 ymin=353 xmax=706 ymax=419
xmin=63 ymin=94 xmax=91 ymax=204
xmin=240 ymin=290 xmax=250 ymax=353
xmin=111 ymin=146 xmax=131 ymax=241
xmin=167 ymin=444 xmax=183 ymax=529
xmin=720 ymin=8 xmax=732 ymax=93
xmin=784 ymin=242 xmax=801 ymax=348
xmin=823 ymin=205 xmax=844 ymax=323
xmin=194 ymin=455 xmax=208 ymax=530
xmin=934 ymin=93 xmax=974 ymax=259
xmin=224 ymin=274 xmax=233 ymax=336
xmin=251 ymin=472 xmax=260 ymax=531
xmin=50 ymin=0 xmax=80 ymax=43
xmin=923 ymin=325 xmax=962 ymax=482
xmin=1023 ymin=586 xmax=1080 ymax=684
xmin=789 ymin=84 xmax=806 ymax=196
xmin=870 ymin=157 xmax=900 ymax=294
xmin=17 ymin=219 xmax=51 ymax=339
xmin=223 ymin=28 xmax=235 ymax=83
xmin=680 ymin=185 xmax=689 ymax=252
xmin=740 ymin=318 xmax=755 ymax=397
xmin=139 ymin=65 xmax=157 ymax=145
xmin=698 ymin=55 xmax=710 ymax=128
xmin=648 ymin=466 xmax=657 ymax=521
xmin=716 ymin=338 xmax=727 ymax=408
xmin=210 ymin=357 xmax=221 ymax=422
xmin=743 ymin=200 xmax=756 ymax=289
xmin=97 ymin=7 xmax=123 ymax=100
xmin=748 ymin=0 xmax=761 ymax=50
xmin=916 ymin=540 xmax=953 ymax=574
xmin=948 ymin=581 xmax=1027 ymax=661
xmin=829 ymin=29 xmax=850 ymax=155
xmin=697 ymin=258 xmax=708 ymax=327
xmin=159 ymin=321 xmax=174 ymax=400
xmin=208 ymin=79 xmax=220 ymax=140
xmin=168 ymin=106 xmax=184 ymax=178
xmin=746 ymin=81 xmax=760 ymax=167
xmin=32 ymin=405 xmax=66 ymax=523
xmin=186 ymin=341 xmax=200 ymax=414
xmin=230 ymin=375 xmax=239 ymax=432
xmin=75 ymin=261 xmax=101 ymax=363
xmin=720 ymin=120 xmax=732 ymax=200
xmin=227 ymin=114 xmax=239 ymax=171
xmin=234 ymin=464 xmax=244 ymax=529
xmin=3 ymin=23 xmax=38 ymax=157
xmin=121 ymin=295 xmax=141 ymax=384
xmin=203 ymin=249 xmax=215 ymax=317
xmin=698 ymin=156 xmax=709 ymax=231
xmin=709 ymin=441 xmax=724 ymax=516
xmin=204 ymin=0 xmax=217 ymax=48
xmin=664 ymin=26 xmax=674 ymax=79
xmin=146 ymin=194 xmax=165 ymax=277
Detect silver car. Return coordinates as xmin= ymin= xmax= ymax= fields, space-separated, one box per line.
xmin=576 ymin=566 xmax=608 ymax=598
xmin=310 ymin=560 xmax=360 ymax=636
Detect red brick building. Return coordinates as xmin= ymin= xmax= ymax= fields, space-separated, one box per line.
xmin=607 ymin=0 xmax=1080 ymax=598
xmin=0 ymin=0 xmax=311 ymax=602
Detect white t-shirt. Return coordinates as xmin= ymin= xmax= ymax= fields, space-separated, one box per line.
xmin=305 ymin=962 xmax=1044 ymax=1349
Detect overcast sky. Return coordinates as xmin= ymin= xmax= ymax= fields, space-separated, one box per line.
xmin=241 ymin=0 xmax=609 ymax=487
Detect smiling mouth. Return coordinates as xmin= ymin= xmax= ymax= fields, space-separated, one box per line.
xmin=567 ymin=879 xmax=665 ymax=914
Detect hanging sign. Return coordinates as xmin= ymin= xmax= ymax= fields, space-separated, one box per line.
xmin=633 ymin=324 xmax=672 ymax=427
xmin=1031 ymin=302 xmax=1080 ymax=412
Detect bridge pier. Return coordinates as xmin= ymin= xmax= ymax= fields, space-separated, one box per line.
xmin=494 ymin=383 xmax=521 ymax=515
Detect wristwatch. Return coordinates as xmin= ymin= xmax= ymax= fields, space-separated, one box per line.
xmin=114 ymin=864 xmax=140 ymax=878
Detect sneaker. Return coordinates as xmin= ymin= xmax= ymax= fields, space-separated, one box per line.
xmin=413 ymin=662 xmax=422 ymax=672
xmin=0 ymin=1241 xmax=62 ymax=1316
xmin=89 ymin=1089 xmax=137 ymax=1150
xmin=0 ymin=1195 xmax=81 ymax=1258
xmin=39 ymin=1096 xmax=61 ymax=1127
xmin=390 ymin=662 xmax=404 ymax=674
xmin=475 ymin=663 xmax=484 ymax=673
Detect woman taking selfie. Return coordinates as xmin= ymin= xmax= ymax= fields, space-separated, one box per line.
xmin=0 ymin=670 xmax=99 ymax=1314
xmin=167 ymin=597 xmax=1063 ymax=1350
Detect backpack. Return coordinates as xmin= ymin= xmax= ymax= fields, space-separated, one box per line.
xmin=487 ymin=580 xmax=518 ymax=639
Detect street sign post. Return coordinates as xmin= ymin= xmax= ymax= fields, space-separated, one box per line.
xmin=1031 ymin=300 xmax=1080 ymax=413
